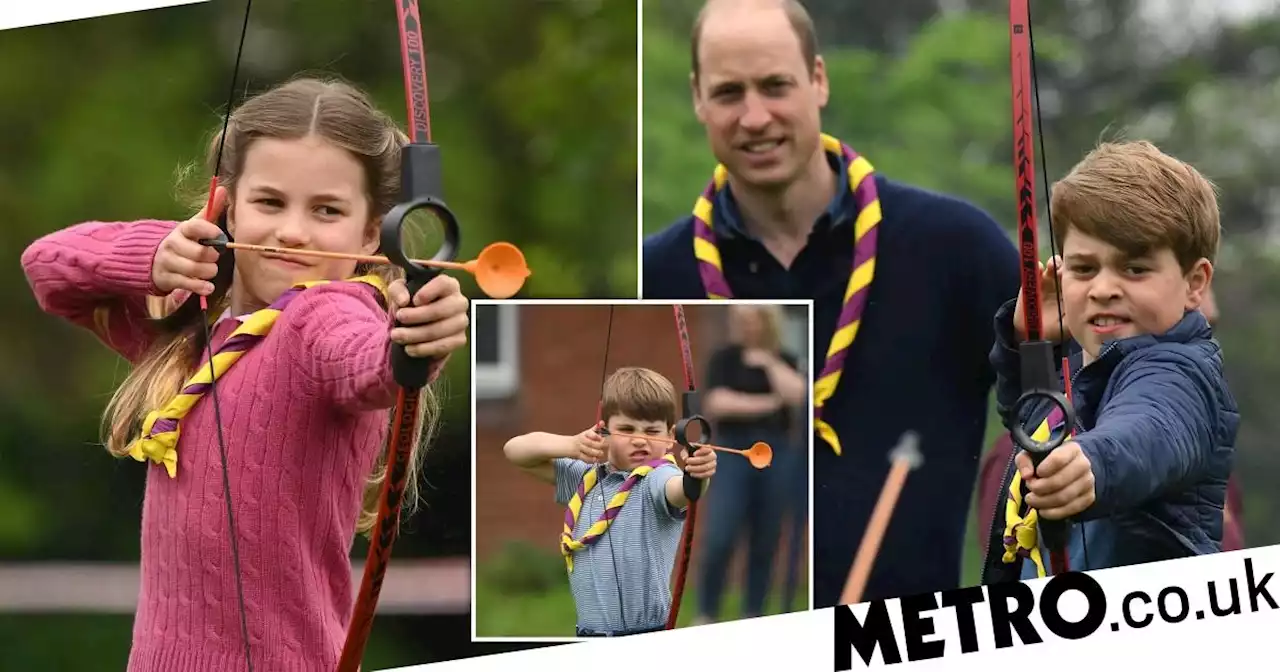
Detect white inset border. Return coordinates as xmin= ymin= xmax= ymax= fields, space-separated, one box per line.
xmin=0 ymin=1 xmax=209 ymax=31
xmin=468 ymin=298 xmax=817 ymax=646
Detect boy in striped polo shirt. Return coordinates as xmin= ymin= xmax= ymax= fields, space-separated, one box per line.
xmin=504 ymin=367 xmax=717 ymax=636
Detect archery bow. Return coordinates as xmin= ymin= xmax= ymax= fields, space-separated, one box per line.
xmin=1007 ymin=0 xmax=1076 ymax=577
xmin=593 ymin=307 xmax=630 ymax=634
xmin=336 ymin=0 xmax=460 ymax=668
xmin=666 ymin=304 xmax=704 ymax=629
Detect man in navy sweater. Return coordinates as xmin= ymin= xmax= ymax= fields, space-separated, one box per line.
xmin=642 ymin=0 xmax=1020 ymax=606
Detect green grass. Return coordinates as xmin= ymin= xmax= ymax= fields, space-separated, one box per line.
xmin=0 ymin=614 xmax=416 ymax=670
xmin=474 ymin=582 xmax=810 ymax=637
xmin=474 ymin=539 xmax=808 ymax=637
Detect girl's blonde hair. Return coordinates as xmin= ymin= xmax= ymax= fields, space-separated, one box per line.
xmin=97 ymin=76 xmax=441 ymax=537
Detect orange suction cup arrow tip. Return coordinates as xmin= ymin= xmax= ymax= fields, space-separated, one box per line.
xmin=744 ymin=442 xmax=773 ymax=469
xmin=467 ymin=242 xmax=530 ymax=299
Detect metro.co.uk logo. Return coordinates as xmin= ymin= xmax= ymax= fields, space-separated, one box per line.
xmin=835 ymin=557 xmax=1276 ymax=670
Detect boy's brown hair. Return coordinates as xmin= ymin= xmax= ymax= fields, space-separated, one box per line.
xmin=600 ymin=367 xmax=678 ymax=427
xmin=1050 ymin=140 xmax=1220 ymax=272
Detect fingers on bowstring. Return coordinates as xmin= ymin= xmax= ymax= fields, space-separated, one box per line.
xmin=162 ymin=270 xmax=217 ymax=297
xmin=1044 ymin=255 xmax=1065 ymax=283
xmin=159 ymin=242 xmax=219 ymax=296
xmin=170 ymin=230 xmax=222 ymax=269
xmin=178 ymin=218 xmax=225 ymax=254
xmin=154 ymin=254 xmax=215 ymax=296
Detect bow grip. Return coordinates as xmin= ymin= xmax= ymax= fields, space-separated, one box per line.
xmin=381 ymin=141 xmax=461 ymax=389
xmin=679 ymin=390 xmax=703 ymax=503
xmin=1010 ymin=339 xmax=1075 ymax=554
xmin=673 ymin=414 xmax=709 ymax=504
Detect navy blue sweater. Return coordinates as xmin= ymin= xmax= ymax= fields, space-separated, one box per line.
xmin=643 ymin=154 xmax=1020 ymax=606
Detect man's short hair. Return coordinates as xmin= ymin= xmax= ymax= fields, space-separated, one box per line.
xmin=690 ymin=0 xmax=820 ymax=83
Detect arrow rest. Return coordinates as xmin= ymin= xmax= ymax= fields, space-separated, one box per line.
xmin=673 ymin=414 xmax=711 ymax=503
xmin=1009 ymin=340 xmax=1076 ymax=456
xmin=199 ymin=229 xmax=230 ymax=250
xmin=381 ymin=141 xmax=461 ymax=389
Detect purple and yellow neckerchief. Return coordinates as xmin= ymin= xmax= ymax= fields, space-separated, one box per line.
xmin=560 ymin=453 xmax=678 ymax=572
xmin=126 ymin=275 xmax=388 ymax=477
xmin=689 ymin=133 xmax=881 ymax=456
xmin=1001 ymin=405 xmax=1067 ymax=578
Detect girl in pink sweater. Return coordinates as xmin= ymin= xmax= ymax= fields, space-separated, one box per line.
xmin=21 ymin=78 xmax=470 ymax=671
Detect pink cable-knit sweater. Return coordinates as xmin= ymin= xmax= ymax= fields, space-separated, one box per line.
xmin=21 ymin=219 xmax=446 ymax=671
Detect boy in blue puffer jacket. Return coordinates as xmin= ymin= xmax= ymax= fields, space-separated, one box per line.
xmin=981 ymin=140 xmax=1239 ymax=584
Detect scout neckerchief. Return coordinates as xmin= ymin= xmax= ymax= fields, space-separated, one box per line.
xmin=560 ymin=453 xmax=678 ymax=572
xmin=690 ymin=133 xmax=881 ymax=457
xmin=127 ymin=275 xmax=388 ymax=477
xmin=1001 ymin=405 xmax=1068 ymax=578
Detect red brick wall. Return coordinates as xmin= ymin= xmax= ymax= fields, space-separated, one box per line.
xmin=474 ymin=304 xmax=808 ymax=598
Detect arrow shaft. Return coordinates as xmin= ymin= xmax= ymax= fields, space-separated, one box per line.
xmin=840 ymin=458 xmax=912 ymax=605
xmin=603 ymin=430 xmax=746 ymax=456
xmin=217 ymin=241 xmax=466 ymax=270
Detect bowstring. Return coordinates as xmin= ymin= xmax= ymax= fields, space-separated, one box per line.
xmin=200 ymin=0 xmax=255 ymax=668
xmin=594 ymin=306 xmax=628 ymax=633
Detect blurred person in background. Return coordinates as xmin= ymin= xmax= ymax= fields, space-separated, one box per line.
xmin=694 ymin=304 xmax=806 ymax=622
xmin=642 ymin=0 xmax=1019 ymax=605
